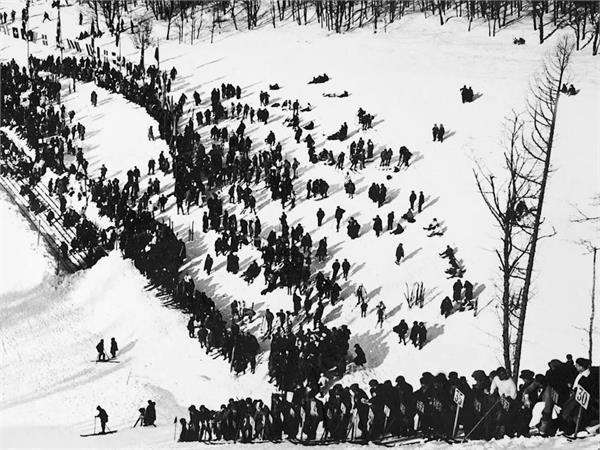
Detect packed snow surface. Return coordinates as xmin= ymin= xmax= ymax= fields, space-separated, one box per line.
xmin=0 ymin=1 xmax=599 ymax=449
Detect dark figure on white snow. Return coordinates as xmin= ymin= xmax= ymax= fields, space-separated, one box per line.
xmin=342 ymin=259 xmax=351 ymax=280
xmin=418 ymin=191 xmax=425 ymax=213
xmin=317 ymin=208 xmax=325 ymax=227
xmin=353 ymin=344 xmax=366 ymax=366
xmin=187 ymin=316 xmax=196 ymax=338
xmin=334 ymin=206 xmax=345 ymax=232
xmin=438 ymin=124 xmax=445 ymax=142
xmin=376 ymin=301 xmax=386 ymax=328
xmin=96 ymin=406 xmax=109 ymax=434
xmin=308 ymin=73 xmax=329 ymax=84
xmin=409 ymin=190 xmax=417 ymax=210
xmin=417 ymin=322 xmax=427 ymax=349
xmin=393 ymin=319 xmax=409 ymax=344
xmin=144 ymin=400 xmax=157 ymax=426
xmin=96 ymin=339 xmax=107 ymax=361
xmin=432 ymin=124 xmax=439 ymax=142
xmin=110 ymin=337 xmax=118 ymax=359
xmin=440 ymin=296 xmax=453 ymax=318
xmin=395 ymin=243 xmax=405 ymax=264
xmin=204 ymin=254 xmax=213 ymax=275
xmin=460 ymin=85 xmax=474 ymax=103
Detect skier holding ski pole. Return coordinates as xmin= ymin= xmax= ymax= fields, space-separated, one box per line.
xmin=462 ymin=398 xmax=501 ymax=442
xmin=96 ymin=405 xmax=108 ymax=434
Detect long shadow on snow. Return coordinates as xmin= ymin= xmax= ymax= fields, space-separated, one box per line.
xmin=350 ymin=328 xmax=390 ymax=370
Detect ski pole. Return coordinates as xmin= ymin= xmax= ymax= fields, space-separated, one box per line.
xmin=462 ymin=399 xmax=500 ymax=442
xmin=93 ymin=416 xmax=96 ymax=435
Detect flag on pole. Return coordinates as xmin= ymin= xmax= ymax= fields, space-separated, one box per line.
xmin=154 ymin=46 xmax=159 ymax=63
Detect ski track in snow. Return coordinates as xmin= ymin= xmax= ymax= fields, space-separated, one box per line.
xmin=0 ymin=1 xmax=599 ymax=448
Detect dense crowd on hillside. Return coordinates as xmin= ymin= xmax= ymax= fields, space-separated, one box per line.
xmin=0 ymin=58 xmax=186 ymax=288
xmin=175 ymin=355 xmax=598 ymax=443
xmin=1 ymin=51 xmax=478 ymax=383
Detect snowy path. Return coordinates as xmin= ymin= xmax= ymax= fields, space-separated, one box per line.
xmin=0 ymin=1 xmax=599 ymax=449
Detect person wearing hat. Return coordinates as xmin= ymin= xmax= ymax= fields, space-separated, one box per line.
xmin=353 ymin=344 xmax=366 ymax=366
xmin=144 ymin=400 xmax=156 ymax=427
xmin=490 ymin=367 xmax=517 ymax=437
xmin=560 ymin=358 xmax=599 ymax=432
xmin=516 ymin=370 xmax=541 ymax=436
xmin=539 ymin=358 xmax=573 ymax=434
xmin=95 ymin=405 xmax=108 ymax=434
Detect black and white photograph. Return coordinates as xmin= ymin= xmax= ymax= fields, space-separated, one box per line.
xmin=0 ymin=1 xmax=598 ymax=448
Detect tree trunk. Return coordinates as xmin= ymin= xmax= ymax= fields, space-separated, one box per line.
xmin=512 ymin=38 xmax=572 ymax=380
xmin=590 ymin=247 xmax=597 ymax=361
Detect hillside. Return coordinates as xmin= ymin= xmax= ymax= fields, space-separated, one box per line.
xmin=0 ymin=1 xmax=599 ymax=448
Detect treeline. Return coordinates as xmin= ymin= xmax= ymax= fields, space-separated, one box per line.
xmin=80 ymin=1 xmax=599 ymax=54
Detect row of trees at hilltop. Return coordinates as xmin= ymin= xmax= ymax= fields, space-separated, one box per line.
xmin=80 ymin=1 xmax=599 ymax=54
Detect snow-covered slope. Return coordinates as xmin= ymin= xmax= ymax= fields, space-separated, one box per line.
xmin=0 ymin=1 xmax=599 ymax=448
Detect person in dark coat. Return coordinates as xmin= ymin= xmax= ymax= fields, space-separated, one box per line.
xmin=178 ymin=418 xmax=188 ymax=441
xmin=432 ymin=124 xmax=439 ymax=142
xmin=342 ymin=259 xmax=351 ymax=280
xmin=395 ymin=243 xmax=405 ymax=264
xmin=334 ymin=206 xmax=345 ymax=232
xmin=387 ymin=211 xmax=395 ymax=231
xmin=187 ymin=316 xmax=196 ymax=338
xmin=96 ymin=406 xmax=109 ymax=434
xmin=409 ymin=321 xmax=419 ymax=347
xmin=417 ymin=322 xmax=427 ymax=349
xmin=464 ymin=280 xmax=474 ymax=306
xmin=373 ymin=215 xmax=383 ymax=237
xmin=96 ymin=339 xmax=106 ymax=361
xmin=353 ymin=344 xmax=366 ymax=366
xmin=409 ymin=191 xmax=417 ymax=210
xmin=418 ymin=191 xmax=425 ymax=213
xmin=392 ymin=223 xmax=404 ymax=235
xmin=438 ymin=124 xmax=445 ymax=142
xmin=440 ymin=296 xmax=453 ymax=318
xmin=110 ymin=337 xmax=118 ymax=359
xmin=226 ymin=252 xmax=239 ymax=274
xmin=317 ymin=208 xmax=325 ymax=227
xmin=332 ymin=259 xmax=341 ymax=280
xmin=453 ymin=279 xmax=463 ymax=302
xmin=204 ymin=254 xmax=214 ymax=275
xmin=393 ymin=319 xmax=409 ymax=344
xmin=144 ymin=400 xmax=157 ymax=426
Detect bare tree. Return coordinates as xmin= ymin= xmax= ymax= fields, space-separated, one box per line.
xmin=511 ymin=35 xmax=575 ymax=379
xmin=132 ymin=14 xmax=154 ymax=69
xmin=572 ymin=194 xmax=600 ymax=361
xmin=474 ymin=112 xmax=537 ymax=375
xmin=476 ymin=36 xmax=574 ymax=380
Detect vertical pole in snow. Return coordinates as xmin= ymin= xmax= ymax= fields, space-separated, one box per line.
xmin=452 ymin=405 xmax=461 ymax=439
xmin=574 ymin=405 xmax=583 ymax=437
